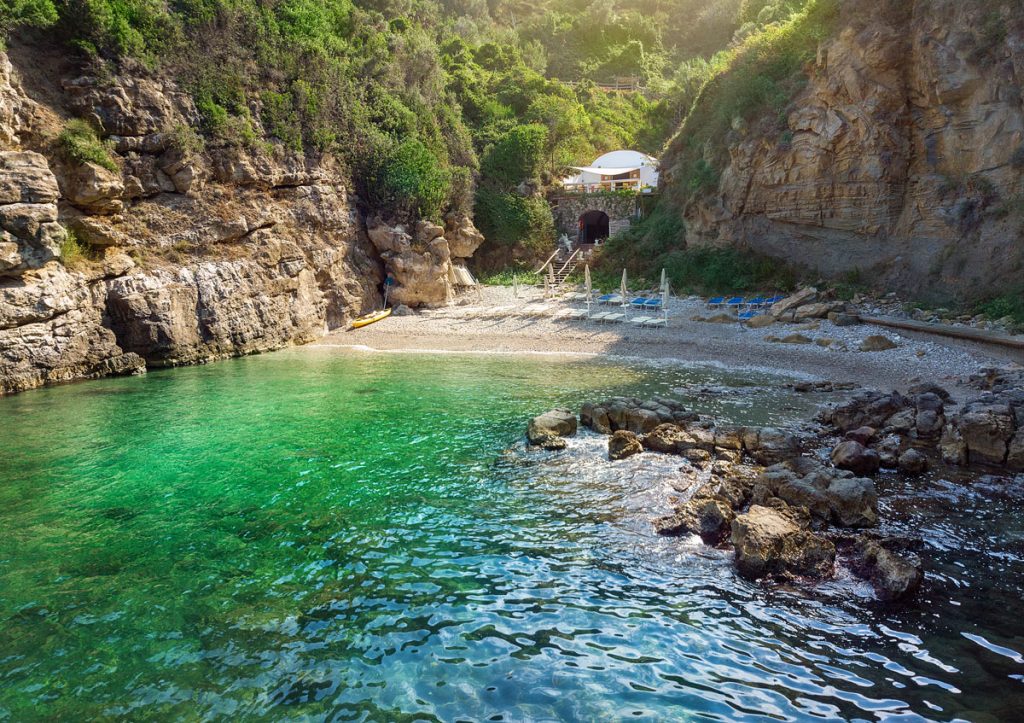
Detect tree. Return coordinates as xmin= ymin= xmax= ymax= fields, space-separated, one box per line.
xmin=0 ymin=0 xmax=57 ymax=36
xmin=525 ymin=93 xmax=591 ymax=175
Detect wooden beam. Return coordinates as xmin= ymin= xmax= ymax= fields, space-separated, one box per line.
xmin=860 ymin=315 xmax=1024 ymax=351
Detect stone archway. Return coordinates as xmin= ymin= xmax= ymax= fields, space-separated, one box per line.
xmin=578 ymin=210 xmax=610 ymax=246
xmin=551 ymin=193 xmax=642 ymax=245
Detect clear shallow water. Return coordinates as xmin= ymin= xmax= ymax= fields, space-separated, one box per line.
xmin=0 ymin=349 xmax=1022 ymax=721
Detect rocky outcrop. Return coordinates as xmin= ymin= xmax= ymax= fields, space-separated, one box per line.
xmin=821 ymin=377 xmax=1024 ymax=472
xmin=367 ymin=213 xmax=485 ymax=308
xmin=526 ymin=409 xmax=577 ymax=449
xmin=0 ymin=44 xmax=484 ymax=394
xmin=674 ymin=0 xmax=1024 ymax=299
xmin=0 ymin=150 xmax=145 ymax=392
xmin=731 ymin=505 xmax=836 ymax=580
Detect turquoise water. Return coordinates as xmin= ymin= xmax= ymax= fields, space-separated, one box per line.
xmin=1 ymin=349 xmax=1023 ymax=721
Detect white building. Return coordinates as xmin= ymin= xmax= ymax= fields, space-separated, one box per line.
xmin=561 ymin=150 xmax=659 ymax=193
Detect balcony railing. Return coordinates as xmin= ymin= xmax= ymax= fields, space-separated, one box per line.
xmin=560 ymin=179 xmax=653 ymax=194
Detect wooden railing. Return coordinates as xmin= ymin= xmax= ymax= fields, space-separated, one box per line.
xmin=565 ymin=76 xmax=643 ymax=92
xmin=534 ymin=250 xmax=560 ymax=275
xmin=561 ymin=179 xmax=648 ymax=193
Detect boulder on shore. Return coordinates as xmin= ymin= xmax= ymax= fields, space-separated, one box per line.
xmin=859 ymin=335 xmax=898 ymax=352
xmin=730 ymin=504 xmax=836 ymax=580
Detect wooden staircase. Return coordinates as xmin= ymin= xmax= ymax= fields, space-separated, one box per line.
xmin=549 ymin=248 xmax=581 ymax=286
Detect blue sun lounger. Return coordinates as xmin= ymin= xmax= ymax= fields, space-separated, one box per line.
xmin=596 ymin=294 xmax=615 ymax=304
xmin=629 ymin=297 xmax=649 ymax=308
xmin=707 ymin=296 xmax=725 ymax=309
xmin=766 ymin=295 xmax=786 ymax=306
xmin=746 ymin=296 xmax=767 ymax=309
xmin=725 ymin=297 xmax=745 ymax=310
xmin=642 ymin=298 xmax=663 ymax=310
xmin=737 ymin=310 xmax=763 ymax=321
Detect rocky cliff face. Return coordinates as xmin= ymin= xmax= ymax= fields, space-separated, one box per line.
xmin=0 ymin=46 xmax=483 ymax=394
xmin=678 ymin=0 xmax=1024 ymax=298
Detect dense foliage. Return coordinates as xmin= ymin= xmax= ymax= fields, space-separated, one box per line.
xmin=8 ymin=0 xmax=837 ymax=273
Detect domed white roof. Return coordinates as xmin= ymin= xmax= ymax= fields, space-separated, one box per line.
xmin=591 ymin=150 xmax=657 ymax=168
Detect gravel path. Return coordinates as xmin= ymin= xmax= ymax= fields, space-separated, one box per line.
xmin=320 ymin=287 xmax=1022 ymax=396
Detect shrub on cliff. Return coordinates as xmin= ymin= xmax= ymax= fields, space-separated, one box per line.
xmin=57 ymin=119 xmax=118 ymax=172
xmin=473 ymin=188 xmax=555 ymax=253
xmin=661 ymin=0 xmax=840 ymax=206
xmin=363 ymin=139 xmax=451 ymax=221
xmin=0 ymin=0 xmax=56 ymax=38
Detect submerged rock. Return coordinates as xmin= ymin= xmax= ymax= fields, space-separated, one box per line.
xmin=731 ymin=504 xmax=836 ymax=580
xmin=608 ymin=430 xmax=643 ymax=461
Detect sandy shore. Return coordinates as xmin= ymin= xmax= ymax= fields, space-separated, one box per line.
xmin=321 ymin=286 xmax=1021 ymax=394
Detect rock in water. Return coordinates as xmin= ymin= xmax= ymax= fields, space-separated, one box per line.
xmin=859 ymin=335 xmax=898 ymax=352
xmin=854 ymin=540 xmax=923 ymax=601
xmin=897 ymin=448 xmax=928 ymax=474
xmin=830 ymin=440 xmax=881 ymax=475
xmin=956 ymin=401 xmax=1015 ymax=466
xmin=526 ymin=409 xmax=577 ymax=446
xmin=608 ymin=430 xmax=643 ymax=461
xmin=825 ymin=477 xmax=878 ymax=527
xmin=730 ymin=505 xmax=836 ymax=580
xmin=655 ymin=495 xmax=735 ymax=545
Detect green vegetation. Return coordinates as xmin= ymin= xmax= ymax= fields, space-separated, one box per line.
xmin=17 ymin=0 xmax=840 ymax=279
xmin=0 ymin=0 xmax=55 ymax=37
xmin=662 ymin=0 xmax=839 ymax=207
xmin=476 ymin=268 xmax=543 ymax=286
xmin=364 ymin=139 xmax=451 ymax=220
xmin=976 ymin=288 xmax=1024 ymax=325
xmin=596 ymin=193 xmax=797 ymax=293
xmin=59 ymin=228 xmax=93 ymax=269
xmin=57 ymin=119 xmax=118 ymax=172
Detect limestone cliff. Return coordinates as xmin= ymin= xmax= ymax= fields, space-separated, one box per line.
xmin=0 ymin=45 xmax=482 ymax=394
xmin=672 ymin=0 xmax=1024 ymax=298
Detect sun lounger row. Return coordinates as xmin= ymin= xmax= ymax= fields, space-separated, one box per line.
xmin=707 ymin=295 xmax=785 ymax=310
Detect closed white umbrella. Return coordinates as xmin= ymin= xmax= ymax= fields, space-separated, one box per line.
xmin=661 ymin=272 xmax=670 ymax=322
xmin=620 ymin=268 xmax=628 ymax=308
xmin=585 ymin=264 xmax=592 ymax=317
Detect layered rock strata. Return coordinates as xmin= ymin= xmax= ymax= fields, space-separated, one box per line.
xmin=0 ymin=47 xmax=485 ymax=393
xmin=675 ymin=0 xmax=1024 ymax=297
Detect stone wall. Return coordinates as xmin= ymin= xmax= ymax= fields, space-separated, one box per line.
xmin=551 ymin=193 xmax=642 ymax=240
xmin=672 ymin=0 xmax=1024 ymax=299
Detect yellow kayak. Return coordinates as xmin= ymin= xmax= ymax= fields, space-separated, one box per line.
xmin=350 ymin=308 xmax=392 ymax=329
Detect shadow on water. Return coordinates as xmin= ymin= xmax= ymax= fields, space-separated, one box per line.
xmin=0 ymin=348 xmax=1021 ymax=721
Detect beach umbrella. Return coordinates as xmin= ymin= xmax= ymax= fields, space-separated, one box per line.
xmin=661 ymin=270 xmax=670 ymax=322
xmin=584 ymin=264 xmax=592 ymax=317
xmin=547 ymin=263 xmax=556 ymax=297
xmin=620 ymin=268 xmax=629 ymax=307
